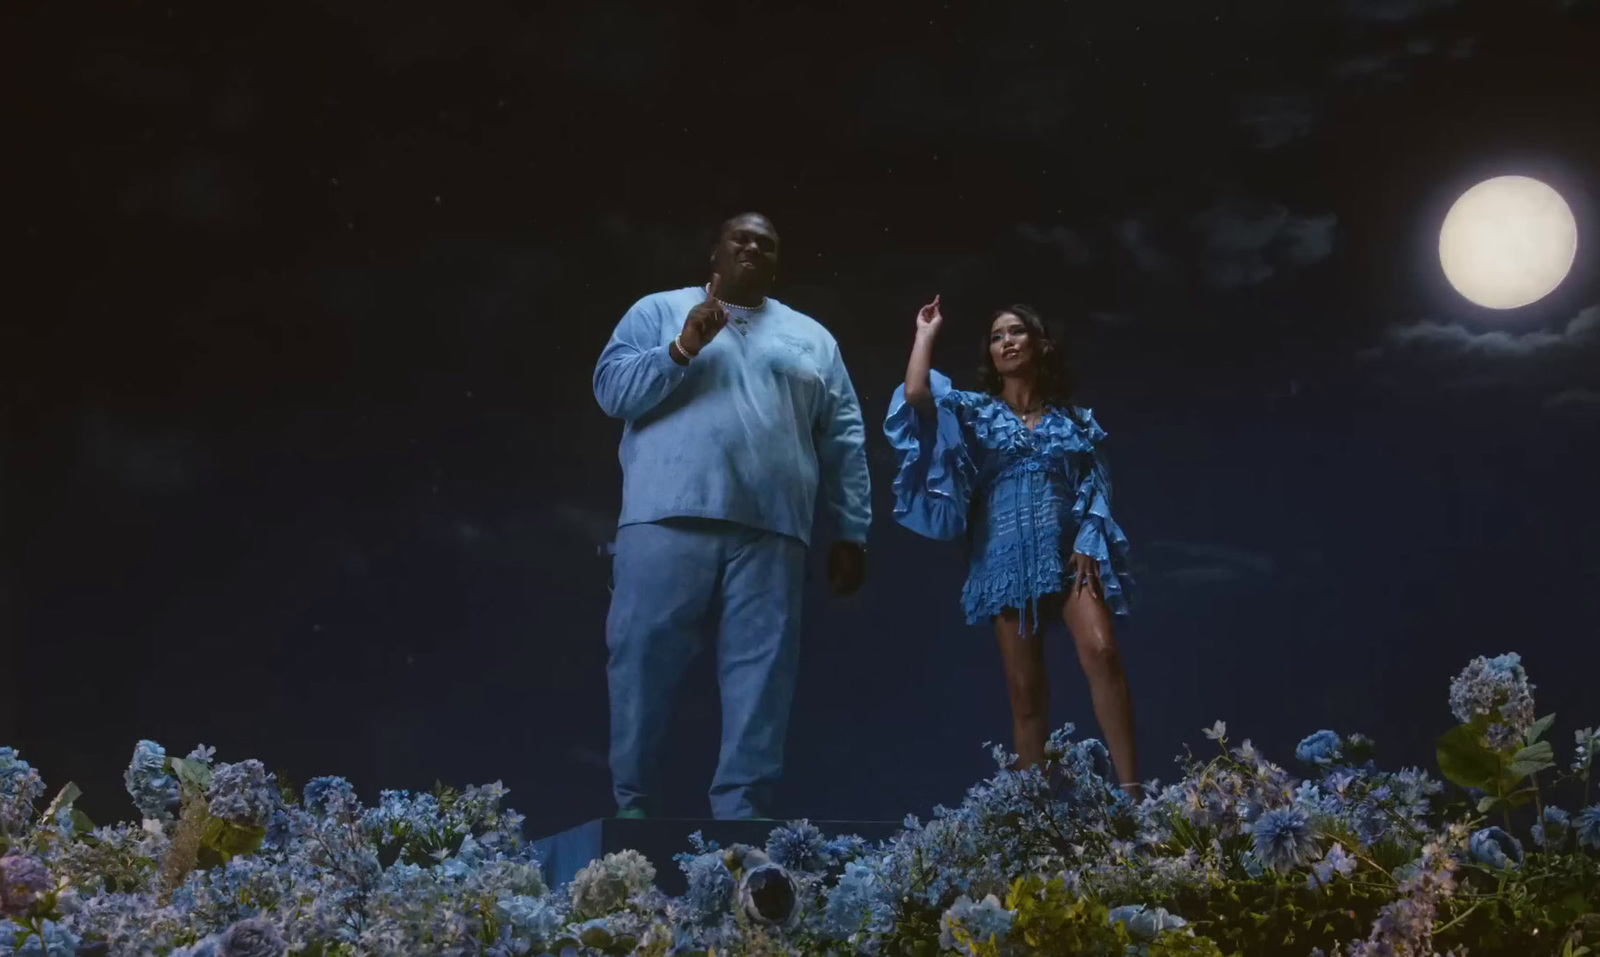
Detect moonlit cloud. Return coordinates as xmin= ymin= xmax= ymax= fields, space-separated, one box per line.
xmin=1191 ymin=201 xmax=1338 ymax=289
xmin=1382 ymin=305 xmax=1600 ymax=358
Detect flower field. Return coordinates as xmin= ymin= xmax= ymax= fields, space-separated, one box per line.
xmin=2 ymin=652 xmax=1597 ymax=956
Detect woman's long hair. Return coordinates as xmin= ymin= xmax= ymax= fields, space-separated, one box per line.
xmin=976 ymin=304 xmax=1080 ymax=417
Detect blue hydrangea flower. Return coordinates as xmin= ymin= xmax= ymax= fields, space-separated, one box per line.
xmin=0 ymin=749 xmax=47 ymax=836
xmin=1295 ymin=731 xmax=1344 ymax=767
xmin=1469 ymin=826 xmax=1524 ymax=870
xmin=0 ymin=918 xmax=81 ymax=956
xmin=1576 ymin=805 xmax=1600 ymax=851
xmin=496 ymin=894 xmax=564 ymax=950
xmin=124 ymin=739 xmax=179 ymax=822
xmin=0 ymin=856 xmax=51 ymax=919
xmin=680 ymin=853 xmax=735 ymax=923
xmin=1448 ymin=653 xmax=1537 ymax=750
xmin=939 ymin=894 xmax=1014 ymax=950
xmin=819 ymin=860 xmax=895 ymax=941
xmin=1531 ymin=806 xmax=1569 ymax=848
xmin=301 ymin=776 xmax=357 ymax=817
xmin=207 ymin=761 xmax=280 ymax=829
xmin=1251 ymin=807 xmax=1318 ymax=873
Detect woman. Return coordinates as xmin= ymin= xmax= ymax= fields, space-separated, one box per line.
xmin=885 ymin=295 xmax=1139 ymax=792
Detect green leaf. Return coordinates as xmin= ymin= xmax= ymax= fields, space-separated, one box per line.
xmin=70 ymin=809 xmax=96 ymax=835
xmin=200 ymin=816 xmax=266 ymax=861
xmin=169 ymin=757 xmax=213 ymax=791
xmin=42 ymin=781 xmax=83 ymax=820
xmin=1506 ymin=741 xmax=1556 ymax=779
xmin=1477 ymin=794 xmax=1499 ymax=814
xmin=1436 ymin=725 xmax=1501 ymax=792
xmin=1525 ymin=713 xmax=1556 ymax=744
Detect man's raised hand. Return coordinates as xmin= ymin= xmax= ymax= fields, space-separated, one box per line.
xmin=678 ymin=272 xmax=729 ymax=358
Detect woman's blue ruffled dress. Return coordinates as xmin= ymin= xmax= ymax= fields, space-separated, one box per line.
xmin=884 ymin=370 xmax=1133 ymax=625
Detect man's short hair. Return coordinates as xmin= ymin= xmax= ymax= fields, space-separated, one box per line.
xmin=718 ymin=211 xmax=777 ymax=239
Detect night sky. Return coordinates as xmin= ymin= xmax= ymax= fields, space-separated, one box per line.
xmin=6 ymin=0 xmax=1600 ymax=836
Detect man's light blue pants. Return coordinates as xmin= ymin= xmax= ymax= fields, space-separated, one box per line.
xmin=606 ymin=518 xmax=807 ymax=820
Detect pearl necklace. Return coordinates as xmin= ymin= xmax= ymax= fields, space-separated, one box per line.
xmin=707 ymin=284 xmax=767 ymax=335
xmin=1007 ymin=400 xmax=1046 ymax=429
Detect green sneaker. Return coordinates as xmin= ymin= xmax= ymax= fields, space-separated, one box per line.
xmin=615 ymin=807 xmax=647 ymax=820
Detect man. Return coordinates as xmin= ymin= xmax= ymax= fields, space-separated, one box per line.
xmin=593 ymin=212 xmax=871 ymax=820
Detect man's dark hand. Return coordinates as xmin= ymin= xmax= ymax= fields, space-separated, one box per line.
xmin=677 ymin=271 xmax=728 ymax=358
xmin=827 ymin=541 xmax=867 ymax=596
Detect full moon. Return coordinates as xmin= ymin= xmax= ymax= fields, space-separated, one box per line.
xmin=1438 ymin=175 xmax=1578 ymax=310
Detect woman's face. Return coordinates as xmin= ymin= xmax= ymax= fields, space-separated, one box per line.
xmin=989 ymin=312 xmax=1036 ymax=377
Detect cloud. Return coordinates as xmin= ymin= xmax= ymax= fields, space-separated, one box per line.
xmin=1016 ymin=224 xmax=1094 ymax=267
xmin=1342 ymin=0 xmax=1457 ymax=21
xmin=1113 ymin=218 xmax=1175 ymax=274
xmin=1328 ymin=32 xmax=1466 ymax=87
xmin=1237 ymin=94 xmax=1316 ymax=149
xmin=1191 ymin=201 xmax=1338 ymax=289
xmin=1381 ymin=305 xmax=1600 ymax=358
xmin=1543 ymin=388 xmax=1600 ymax=417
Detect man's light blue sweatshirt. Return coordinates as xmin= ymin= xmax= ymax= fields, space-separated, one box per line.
xmin=593 ymin=286 xmax=872 ymax=546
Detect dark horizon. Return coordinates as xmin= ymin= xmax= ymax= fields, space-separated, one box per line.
xmin=5 ymin=0 xmax=1600 ymax=835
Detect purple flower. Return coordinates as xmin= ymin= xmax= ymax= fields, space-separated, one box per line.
xmin=1308 ymin=842 xmax=1356 ymax=891
xmin=0 ymin=854 xmax=51 ymax=918
xmin=1448 ymin=653 xmax=1536 ymax=750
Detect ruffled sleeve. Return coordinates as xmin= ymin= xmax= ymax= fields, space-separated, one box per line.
xmin=882 ymin=370 xmax=980 ymax=541
xmin=1069 ymin=411 xmax=1134 ymax=616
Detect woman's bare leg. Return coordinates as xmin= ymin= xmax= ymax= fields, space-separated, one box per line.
xmin=1062 ymin=588 xmax=1139 ymax=795
xmin=993 ymin=607 xmax=1051 ymax=770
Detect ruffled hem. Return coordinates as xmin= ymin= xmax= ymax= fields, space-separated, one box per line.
xmin=959 ymin=529 xmax=1132 ymax=625
xmin=883 ymin=371 xmax=978 ymax=541
xmin=1070 ymin=458 xmax=1134 ymax=618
